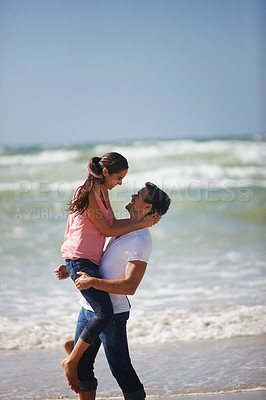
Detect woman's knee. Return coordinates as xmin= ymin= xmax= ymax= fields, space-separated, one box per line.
xmin=97 ymin=306 xmax=114 ymax=325
xmin=94 ymin=298 xmax=114 ymax=321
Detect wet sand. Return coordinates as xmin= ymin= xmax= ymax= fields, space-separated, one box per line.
xmin=46 ymin=392 xmax=266 ymax=400
xmin=0 ymin=336 xmax=265 ymax=399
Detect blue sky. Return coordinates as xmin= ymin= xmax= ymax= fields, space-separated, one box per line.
xmin=0 ymin=0 xmax=265 ymax=146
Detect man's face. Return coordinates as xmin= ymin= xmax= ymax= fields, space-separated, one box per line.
xmin=126 ymin=187 xmax=152 ymax=218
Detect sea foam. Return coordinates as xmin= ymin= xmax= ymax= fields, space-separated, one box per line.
xmin=0 ymin=304 xmax=265 ymax=350
xmin=0 ymin=149 xmax=79 ymax=166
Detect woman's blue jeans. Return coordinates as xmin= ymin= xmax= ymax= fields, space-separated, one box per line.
xmin=65 ymin=258 xmax=113 ymax=344
xmin=75 ymin=307 xmax=146 ymax=399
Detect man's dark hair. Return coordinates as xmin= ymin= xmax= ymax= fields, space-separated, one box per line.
xmin=145 ymin=182 xmax=171 ymax=216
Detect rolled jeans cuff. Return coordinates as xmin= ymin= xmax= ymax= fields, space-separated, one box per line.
xmin=124 ymin=386 xmax=146 ymax=400
xmin=78 ymin=378 xmax=98 ymax=392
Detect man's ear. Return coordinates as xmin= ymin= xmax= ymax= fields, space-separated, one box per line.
xmin=145 ymin=204 xmax=153 ymax=214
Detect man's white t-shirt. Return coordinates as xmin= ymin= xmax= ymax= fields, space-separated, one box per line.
xmin=79 ymin=228 xmax=152 ymax=314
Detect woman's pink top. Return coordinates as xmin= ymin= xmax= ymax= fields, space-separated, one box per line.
xmin=61 ymin=188 xmax=114 ymax=265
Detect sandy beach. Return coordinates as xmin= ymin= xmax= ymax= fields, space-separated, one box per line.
xmin=35 ymin=392 xmax=266 ymax=400
xmin=1 ymin=336 xmax=265 ymax=400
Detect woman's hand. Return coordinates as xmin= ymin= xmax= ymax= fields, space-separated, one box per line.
xmin=152 ymin=212 xmax=161 ymax=225
xmin=141 ymin=212 xmax=161 ymax=227
xmin=75 ymin=271 xmax=93 ymax=290
xmin=54 ymin=264 xmax=69 ymax=280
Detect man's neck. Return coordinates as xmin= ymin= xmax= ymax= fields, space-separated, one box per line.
xmin=129 ymin=212 xmax=145 ymax=224
xmin=129 ymin=216 xmax=138 ymax=224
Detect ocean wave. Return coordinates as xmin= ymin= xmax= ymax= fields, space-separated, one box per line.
xmin=0 ymin=312 xmax=77 ymax=351
xmin=125 ymin=164 xmax=263 ymax=190
xmin=0 ymin=180 xmax=81 ymax=193
xmin=0 ymin=149 xmax=79 ymax=166
xmin=0 ymin=304 xmax=265 ymax=350
xmin=94 ymin=139 xmax=266 ymax=165
xmin=0 ymin=162 xmax=264 ymax=194
xmin=1 ymin=139 xmax=265 ymax=193
xmin=128 ymin=305 xmax=266 ymax=344
xmin=1 ymin=138 xmax=265 ymax=167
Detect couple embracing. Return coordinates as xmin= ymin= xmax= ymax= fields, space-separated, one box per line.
xmin=55 ymin=152 xmax=170 ymax=400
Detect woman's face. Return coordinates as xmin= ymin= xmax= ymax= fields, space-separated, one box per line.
xmin=103 ymin=168 xmax=128 ymax=190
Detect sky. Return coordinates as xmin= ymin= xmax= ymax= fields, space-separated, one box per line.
xmin=0 ymin=0 xmax=265 ymax=146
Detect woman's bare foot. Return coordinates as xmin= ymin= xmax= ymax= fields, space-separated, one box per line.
xmin=61 ymin=358 xmax=80 ymax=393
xmin=64 ymin=339 xmax=74 ymax=356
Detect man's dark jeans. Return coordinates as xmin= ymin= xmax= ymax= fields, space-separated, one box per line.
xmin=75 ymin=307 xmax=146 ymax=399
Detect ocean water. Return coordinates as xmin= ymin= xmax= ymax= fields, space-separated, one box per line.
xmin=0 ymin=135 xmax=266 ymax=398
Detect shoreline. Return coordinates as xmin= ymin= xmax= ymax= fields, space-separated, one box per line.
xmin=1 ymin=335 xmax=265 ymax=400
xmin=23 ymin=389 xmax=266 ymax=400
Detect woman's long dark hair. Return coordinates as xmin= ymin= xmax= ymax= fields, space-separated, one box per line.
xmin=68 ymin=152 xmax=128 ymax=215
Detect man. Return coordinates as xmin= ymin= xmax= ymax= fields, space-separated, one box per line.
xmin=55 ymin=182 xmax=170 ymax=400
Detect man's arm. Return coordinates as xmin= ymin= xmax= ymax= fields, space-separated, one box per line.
xmin=75 ymin=260 xmax=147 ymax=295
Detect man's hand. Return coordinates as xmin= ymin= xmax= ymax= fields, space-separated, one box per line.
xmin=74 ymin=260 xmax=147 ymax=295
xmin=75 ymin=272 xmax=93 ymax=290
xmin=54 ymin=264 xmax=69 ymax=280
